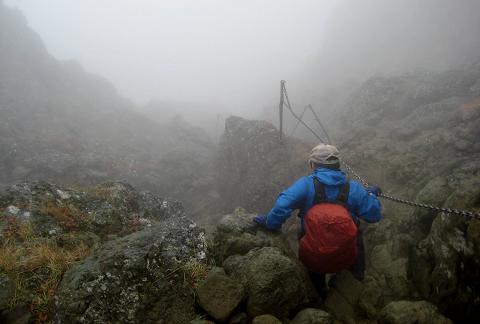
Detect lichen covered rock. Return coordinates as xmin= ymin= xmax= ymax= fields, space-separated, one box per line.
xmin=291 ymin=308 xmax=334 ymax=324
xmin=380 ymin=300 xmax=452 ymax=324
xmin=1 ymin=181 xmax=184 ymax=238
xmin=251 ymin=314 xmax=282 ymax=324
xmin=196 ymin=267 xmax=245 ymax=322
xmin=212 ymin=210 xmax=295 ymax=263
xmin=54 ymin=215 xmax=207 ymax=323
xmin=223 ymin=247 xmax=313 ymax=319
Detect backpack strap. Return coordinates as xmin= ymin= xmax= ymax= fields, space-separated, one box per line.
xmin=336 ymin=181 xmax=350 ymax=204
xmin=313 ymin=177 xmax=350 ymax=205
xmin=313 ymin=177 xmax=326 ymax=204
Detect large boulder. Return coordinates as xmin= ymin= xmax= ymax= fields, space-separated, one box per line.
xmin=195 ymin=267 xmax=245 ymax=322
xmin=54 ymin=215 xmax=207 ymax=324
xmin=212 ymin=210 xmax=295 ymax=264
xmin=223 ymin=247 xmax=314 ymax=319
xmin=290 ymin=308 xmax=334 ymax=324
xmin=215 ymin=116 xmax=313 ymax=215
xmin=380 ymin=300 xmax=452 ymax=324
xmin=251 ymin=314 xmax=282 ymax=324
xmin=0 ymin=181 xmax=184 ymax=238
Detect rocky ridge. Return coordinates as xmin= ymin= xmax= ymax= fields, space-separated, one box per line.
xmin=0 ymin=1 xmax=214 ymax=211
xmin=326 ymin=62 xmax=480 ymax=322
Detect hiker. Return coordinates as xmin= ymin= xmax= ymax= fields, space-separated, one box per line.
xmin=253 ymin=143 xmax=382 ymax=297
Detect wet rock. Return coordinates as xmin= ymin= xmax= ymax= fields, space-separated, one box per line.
xmin=223 ymin=247 xmax=312 ymax=319
xmin=251 ymin=314 xmax=282 ymax=324
xmin=358 ymin=276 xmax=383 ymax=318
xmin=212 ymin=210 xmax=295 ymax=263
xmin=384 ymin=258 xmax=410 ymax=298
xmin=323 ymin=288 xmax=356 ymax=322
xmin=54 ymin=215 xmax=207 ymax=324
xmin=290 ymin=308 xmax=334 ymax=324
xmin=0 ymin=181 xmax=184 ymax=238
xmin=370 ymin=244 xmax=393 ymax=274
xmin=380 ymin=300 xmax=452 ymax=324
xmin=196 ymin=267 xmax=245 ymax=322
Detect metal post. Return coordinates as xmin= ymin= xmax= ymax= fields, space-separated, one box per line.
xmin=279 ymin=80 xmax=285 ymax=141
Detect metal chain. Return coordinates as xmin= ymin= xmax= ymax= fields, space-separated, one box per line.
xmin=342 ymin=160 xmax=480 ymax=219
xmin=280 ymin=81 xmax=480 ymax=220
xmin=378 ymin=193 xmax=480 ymax=219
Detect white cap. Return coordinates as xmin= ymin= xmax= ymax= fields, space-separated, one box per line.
xmin=308 ymin=143 xmax=340 ymax=165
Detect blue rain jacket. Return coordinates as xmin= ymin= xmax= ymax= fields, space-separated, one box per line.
xmin=265 ymin=168 xmax=382 ymax=231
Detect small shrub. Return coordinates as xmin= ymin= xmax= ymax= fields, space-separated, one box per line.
xmin=181 ymin=260 xmax=209 ymax=289
xmin=42 ymin=203 xmax=91 ymax=232
xmin=0 ymin=221 xmax=91 ymax=322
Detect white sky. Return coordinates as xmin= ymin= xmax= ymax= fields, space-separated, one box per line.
xmin=5 ymin=0 xmax=341 ymax=113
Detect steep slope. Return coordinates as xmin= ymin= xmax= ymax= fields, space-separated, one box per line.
xmin=329 ymin=62 xmax=480 ymax=322
xmin=0 ymin=2 xmax=214 ymax=208
xmin=209 ymin=63 xmax=480 ymax=322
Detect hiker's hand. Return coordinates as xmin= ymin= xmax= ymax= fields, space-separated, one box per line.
xmin=253 ymin=215 xmax=267 ymax=226
xmin=366 ymin=185 xmax=382 ymax=196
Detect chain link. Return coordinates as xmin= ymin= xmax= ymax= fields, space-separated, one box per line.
xmin=341 ymin=159 xmax=480 ymax=220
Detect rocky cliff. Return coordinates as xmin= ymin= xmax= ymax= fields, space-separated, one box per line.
xmin=0 ymin=2 xmax=214 ymax=210
xmin=326 ymin=62 xmax=480 ymax=322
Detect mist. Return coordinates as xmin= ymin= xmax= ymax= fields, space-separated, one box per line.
xmin=4 ymin=0 xmax=339 ymax=116
xmin=6 ymin=0 xmax=480 ymax=126
xmin=2 ymin=1 xmax=480 ymax=322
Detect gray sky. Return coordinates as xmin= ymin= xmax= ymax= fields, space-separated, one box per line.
xmin=5 ymin=0 xmax=340 ymax=114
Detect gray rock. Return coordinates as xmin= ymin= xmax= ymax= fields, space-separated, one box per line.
xmin=384 ymin=258 xmax=410 ymax=298
xmin=370 ymin=244 xmax=392 ymax=274
xmin=290 ymin=308 xmax=334 ymax=324
xmin=251 ymin=314 xmax=282 ymax=324
xmin=0 ymin=181 xmax=184 ymax=238
xmin=196 ymin=267 xmax=245 ymax=322
xmin=215 ymin=116 xmax=313 ymax=215
xmin=223 ymin=247 xmax=312 ymax=318
xmin=54 ymin=215 xmax=207 ymax=324
xmin=380 ymin=300 xmax=452 ymax=324
xmin=212 ymin=211 xmax=295 ymax=264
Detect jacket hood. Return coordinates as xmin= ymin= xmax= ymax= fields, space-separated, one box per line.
xmin=312 ymin=168 xmax=347 ymax=185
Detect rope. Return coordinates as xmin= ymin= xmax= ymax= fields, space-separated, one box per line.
xmin=279 ymin=81 xmax=480 ymax=220
xmin=290 ymin=105 xmax=309 ymax=137
xmin=307 ymin=104 xmax=332 ymax=145
xmin=282 ymin=83 xmax=326 ymax=143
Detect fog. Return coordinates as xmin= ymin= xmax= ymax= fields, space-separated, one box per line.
xmin=4 ymin=0 xmax=339 ymax=116
xmin=4 ymin=0 xmax=480 ymax=122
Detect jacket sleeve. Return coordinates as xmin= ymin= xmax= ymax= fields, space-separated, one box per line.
xmin=349 ymin=181 xmax=382 ymax=223
xmin=265 ymin=177 xmax=309 ymax=231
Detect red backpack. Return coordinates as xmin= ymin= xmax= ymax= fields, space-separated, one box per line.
xmin=299 ymin=178 xmax=358 ymax=274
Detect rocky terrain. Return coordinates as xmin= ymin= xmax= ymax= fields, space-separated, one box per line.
xmin=328 ymin=62 xmax=480 ymax=322
xmin=1 ymin=1 xmax=480 ymax=323
xmin=192 ymin=116 xmax=313 ymax=228
xmin=0 ymin=2 xmax=215 ymax=211
xmin=0 ymin=184 xmax=452 ymax=323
